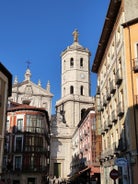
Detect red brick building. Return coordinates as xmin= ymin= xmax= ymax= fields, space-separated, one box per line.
xmin=2 ymin=101 xmax=50 ymax=184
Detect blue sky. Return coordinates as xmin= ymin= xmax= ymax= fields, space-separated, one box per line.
xmin=0 ymin=0 xmax=110 ymax=114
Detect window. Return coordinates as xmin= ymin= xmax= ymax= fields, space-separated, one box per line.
xmin=54 ymin=163 xmax=61 ymax=178
xmin=70 ymin=86 xmax=74 ymax=94
xmin=80 ymin=58 xmax=83 ymax=67
xmin=116 ymin=26 xmax=121 ymax=46
xmin=111 ymin=42 xmax=115 ymax=59
xmin=3 ymin=156 xmax=7 ymax=169
xmin=70 ymin=58 xmax=74 ymax=67
xmin=6 ymin=119 xmax=10 ymax=132
xmin=17 ymin=119 xmax=23 ymax=131
xmin=14 ymin=156 xmax=22 ymax=170
xmin=15 ymin=136 xmax=23 ymax=152
xmin=26 ymin=115 xmax=44 ymax=133
xmin=4 ymin=136 xmax=10 ymax=152
xmin=80 ymin=86 xmax=83 ymax=95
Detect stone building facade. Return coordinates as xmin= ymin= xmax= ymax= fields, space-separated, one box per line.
xmin=9 ymin=67 xmax=53 ymax=118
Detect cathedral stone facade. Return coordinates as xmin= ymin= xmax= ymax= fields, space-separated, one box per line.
xmin=50 ymin=30 xmax=94 ymax=180
xmin=9 ymin=68 xmax=53 ymax=118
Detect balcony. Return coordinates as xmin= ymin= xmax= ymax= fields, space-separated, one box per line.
xmin=107 ymin=90 xmax=111 ymax=101
xmin=110 ymin=79 xmax=116 ymax=94
xmin=117 ymin=101 xmax=124 ymax=117
xmin=115 ymin=69 xmax=122 ymax=85
xmin=96 ymin=85 xmax=100 ymax=95
xmin=104 ymin=122 xmax=109 ymax=132
xmin=133 ymin=58 xmax=138 ymax=72
xmin=108 ymin=116 xmax=113 ymax=127
xmin=101 ymin=127 xmax=105 ymax=135
xmin=103 ymin=96 xmax=107 ymax=107
xmin=98 ymin=104 xmax=104 ymax=112
xmin=107 ymin=148 xmax=114 ymax=157
xmin=80 ymin=136 xmax=83 ymax=141
xmin=84 ymin=130 xmax=88 ymax=136
xmin=112 ymin=110 xmax=117 ymax=122
xmin=85 ymin=145 xmax=88 ymax=151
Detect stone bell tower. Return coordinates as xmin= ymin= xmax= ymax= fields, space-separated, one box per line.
xmin=56 ymin=29 xmax=94 ymax=128
xmin=50 ymin=30 xmax=94 ymax=179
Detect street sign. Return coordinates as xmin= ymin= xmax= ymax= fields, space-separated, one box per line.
xmin=110 ymin=169 xmax=119 ymax=180
xmin=115 ymin=158 xmax=128 ymax=167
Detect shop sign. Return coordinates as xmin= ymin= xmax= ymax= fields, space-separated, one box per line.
xmin=115 ymin=158 xmax=128 ymax=167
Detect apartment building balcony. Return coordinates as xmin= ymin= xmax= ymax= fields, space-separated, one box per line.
xmin=112 ymin=110 xmax=117 ymax=122
xmin=104 ymin=122 xmax=109 ymax=132
xmin=103 ymin=96 xmax=107 ymax=107
xmin=117 ymin=101 xmax=124 ymax=117
xmin=80 ymin=136 xmax=83 ymax=141
xmin=84 ymin=145 xmax=88 ymax=151
xmin=84 ymin=130 xmax=88 ymax=136
xmin=97 ymin=104 xmax=104 ymax=112
xmin=23 ymin=165 xmax=47 ymax=173
xmin=101 ymin=150 xmax=110 ymax=159
xmin=107 ymin=90 xmax=111 ymax=101
xmin=108 ymin=116 xmax=113 ymax=127
xmin=133 ymin=57 xmax=138 ymax=72
xmin=110 ymin=79 xmax=116 ymax=94
xmin=115 ymin=69 xmax=122 ymax=85
xmin=101 ymin=127 xmax=105 ymax=135
xmin=107 ymin=148 xmax=114 ymax=157
xmin=100 ymin=152 xmax=106 ymax=160
xmin=96 ymin=85 xmax=100 ymax=95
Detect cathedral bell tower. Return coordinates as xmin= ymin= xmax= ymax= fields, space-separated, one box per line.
xmin=56 ymin=29 xmax=94 ymax=128
xmin=50 ymin=30 xmax=94 ymax=179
